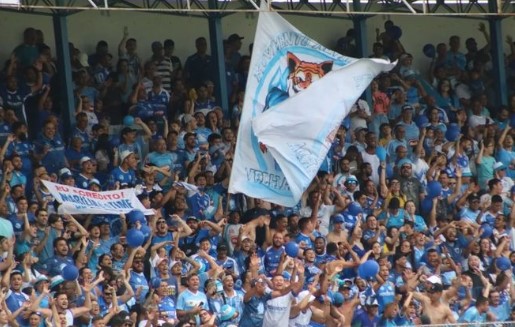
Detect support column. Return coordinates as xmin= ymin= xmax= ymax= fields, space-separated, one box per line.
xmin=52 ymin=5 xmax=75 ymax=140
xmin=208 ymin=0 xmax=229 ymax=113
xmin=352 ymin=0 xmax=371 ymax=103
xmin=486 ymin=7 xmax=508 ymax=107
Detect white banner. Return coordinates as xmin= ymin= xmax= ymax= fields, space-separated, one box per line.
xmin=42 ymin=180 xmax=153 ymax=215
xmin=229 ymin=3 xmax=395 ymax=207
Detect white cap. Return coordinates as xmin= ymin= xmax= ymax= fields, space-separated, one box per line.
xmin=120 ymin=150 xmax=134 ymax=163
xmin=80 ymin=156 xmax=92 ymax=165
xmin=427 ymin=275 xmax=442 ymax=285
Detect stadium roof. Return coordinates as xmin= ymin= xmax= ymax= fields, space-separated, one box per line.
xmin=0 ymin=0 xmax=513 ymax=18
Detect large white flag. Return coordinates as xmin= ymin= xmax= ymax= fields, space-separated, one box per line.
xmin=229 ymin=5 xmax=395 ymax=207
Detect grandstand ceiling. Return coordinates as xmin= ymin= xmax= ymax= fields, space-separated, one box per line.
xmin=0 ymin=0 xmax=514 ymax=17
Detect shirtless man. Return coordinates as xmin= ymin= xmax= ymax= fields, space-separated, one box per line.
xmin=327 ymin=214 xmax=348 ymax=244
xmin=334 ymin=290 xmax=360 ymax=327
xmin=265 ymin=214 xmax=289 ymax=246
xmin=409 ymin=283 xmax=456 ymax=324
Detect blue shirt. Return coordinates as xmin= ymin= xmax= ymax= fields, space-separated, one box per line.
xmin=264 ymin=247 xmax=284 ymax=276
xmin=129 ymin=270 xmax=149 ymax=304
xmin=377 ymin=281 xmax=396 ymax=313
xmin=239 ymin=293 xmax=272 ymax=327
xmin=353 ymin=309 xmax=380 ymax=327
xmin=6 ymin=290 xmax=30 ymax=326
xmin=378 ymin=209 xmax=406 ymax=229
xmin=176 ymin=289 xmax=208 ymax=321
xmin=187 ymin=192 xmax=211 ymax=219
xmin=72 ymin=127 xmax=91 ymax=152
xmin=158 ymin=296 xmax=177 ymax=320
xmin=6 ymin=140 xmax=34 ymax=176
xmin=109 ymin=166 xmax=137 ymax=187
xmin=7 ymin=168 xmax=23 ymax=194
xmin=42 ymin=255 xmax=74 ymax=277
xmin=34 ymin=133 xmax=66 ymax=174
xmin=458 ymin=306 xmax=486 ymax=323
xmin=295 ymin=233 xmax=313 ymax=249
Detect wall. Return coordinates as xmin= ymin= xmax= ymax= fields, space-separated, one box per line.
xmin=0 ymin=9 xmax=514 ymax=74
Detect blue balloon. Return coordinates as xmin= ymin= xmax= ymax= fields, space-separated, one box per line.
xmin=427 ymin=181 xmax=442 ymax=199
xmin=348 ymin=202 xmax=363 ymax=216
xmin=127 ymin=210 xmax=146 ymax=226
xmin=62 ymin=265 xmax=79 ymax=281
xmin=496 ymin=256 xmax=511 ymax=271
xmin=127 ymin=229 xmax=145 ymax=248
xmin=414 ymin=114 xmax=429 ymax=128
xmin=285 ymin=242 xmax=299 ymax=257
xmin=358 ymin=260 xmax=380 ymax=279
xmin=421 ymin=197 xmax=433 ymax=213
xmin=109 ymin=136 xmax=121 ymax=148
xmin=387 ymin=25 xmax=402 ymax=40
xmin=376 ymin=147 xmax=387 ymax=162
xmin=423 ymin=43 xmax=436 ymax=58
xmin=123 ymin=115 xmax=135 ymax=126
xmin=480 ymin=224 xmax=493 ymax=238
xmin=140 ymin=224 xmax=151 ymax=241
xmin=445 ymin=123 xmax=460 ymax=141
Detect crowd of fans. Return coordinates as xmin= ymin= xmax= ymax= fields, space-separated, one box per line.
xmin=0 ymin=18 xmax=514 ymax=327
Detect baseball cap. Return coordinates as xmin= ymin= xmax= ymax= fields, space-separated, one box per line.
xmin=251 ymin=278 xmax=266 ymax=287
xmin=119 ymin=150 xmax=134 ymax=163
xmin=344 ymin=176 xmax=358 ymax=185
xmin=186 ymin=216 xmax=200 ymax=222
xmin=427 ymin=275 xmax=442 ymax=284
xmin=462 ymin=171 xmax=473 ymax=177
xmin=156 ymin=257 xmax=168 ymax=266
xmin=333 ymin=214 xmax=345 ymax=224
xmin=228 ymin=33 xmax=244 ymax=43
xmin=217 ymin=243 xmax=228 ymax=251
xmin=365 ymin=296 xmax=379 ymax=306
xmin=332 ymin=292 xmax=344 ymax=306
xmin=50 ymin=275 xmax=65 ymax=290
xmin=121 ymin=127 xmax=137 ymax=136
xmin=401 ymin=104 xmax=414 ymax=112
xmin=59 ymin=167 xmax=73 ymax=179
xmin=467 ymin=193 xmax=480 ymax=201
xmin=428 ymin=283 xmax=443 ymax=293
xmin=397 ymin=158 xmax=413 ymax=168
xmin=80 ymin=156 xmax=92 ymax=165
xmin=494 ymin=162 xmax=506 ymax=171
xmin=220 ymin=304 xmax=236 ymax=321
xmin=33 ymin=275 xmax=49 ymax=286
xmin=88 ymin=178 xmax=101 ymax=187
xmin=182 ymin=114 xmax=195 ymax=125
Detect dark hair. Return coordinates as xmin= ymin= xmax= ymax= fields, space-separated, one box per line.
xmin=53 ymin=237 xmax=67 ymax=248
xmin=297 ymin=217 xmax=311 ymax=231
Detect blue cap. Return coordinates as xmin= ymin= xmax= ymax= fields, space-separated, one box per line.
xmin=333 ymin=214 xmax=345 ymax=224
xmin=332 ymin=292 xmax=344 ymax=305
xmin=220 ymin=304 xmax=236 ymax=321
xmin=397 ymin=158 xmax=413 ymax=168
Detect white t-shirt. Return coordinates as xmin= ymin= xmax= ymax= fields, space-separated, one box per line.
xmin=262 ymin=292 xmax=294 ymax=327
xmin=361 ymin=151 xmax=380 ymax=185
xmin=299 ymin=204 xmax=336 ymax=236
